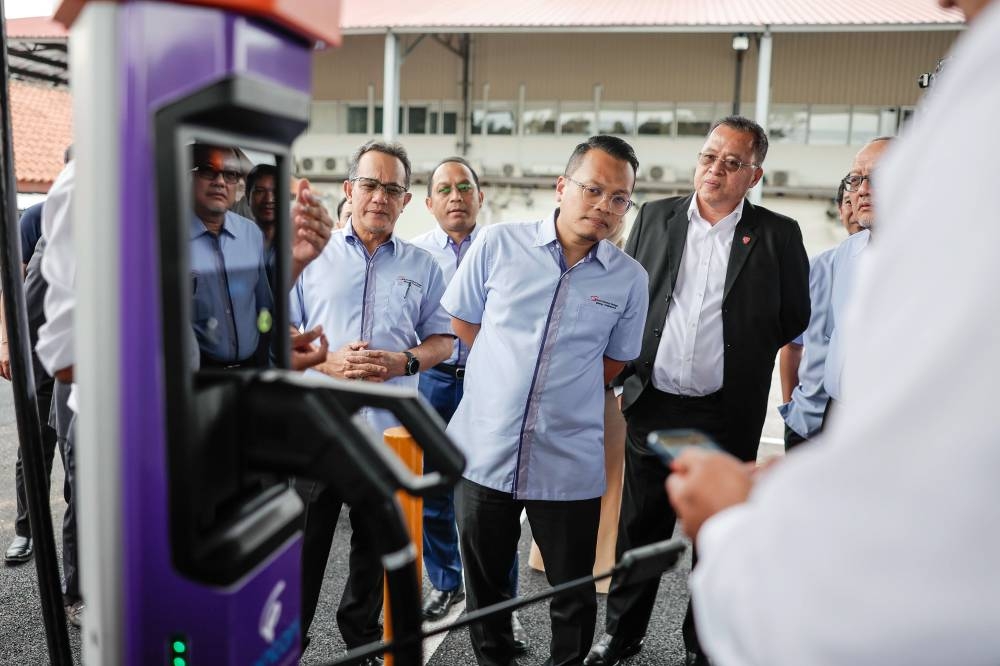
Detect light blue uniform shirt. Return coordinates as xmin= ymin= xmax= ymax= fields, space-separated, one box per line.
xmin=190 ymin=211 xmax=272 ymax=362
xmin=409 ymin=224 xmax=480 ymax=366
xmin=441 ymin=213 xmax=649 ymax=501
xmin=778 ymin=248 xmax=836 ymax=438
xmin=825 ymin=229 xmax=870 ymax=401
xmin=290 ymin=223 xmax=453 ymax=436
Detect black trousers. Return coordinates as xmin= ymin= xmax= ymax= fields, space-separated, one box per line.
xmin=456 ymin=479 xmax=601 ymax=666
xmin=13 ymin=377 xmax=65 ymax=537
xmin=298 ymin=481 xmax=384 ymax=648
xmin=605 ymin=387 xmax=730 ymax=656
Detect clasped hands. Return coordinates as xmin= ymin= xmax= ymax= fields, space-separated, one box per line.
xmin=315 ymin=341 xmax=409 ymax=381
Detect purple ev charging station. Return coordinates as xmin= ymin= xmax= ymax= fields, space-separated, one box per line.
xmin=55 ymin=1 xmax=465 ymax=665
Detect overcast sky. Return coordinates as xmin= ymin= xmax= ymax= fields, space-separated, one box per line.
xmin=4 ymin=0 xmax=55 ymax=19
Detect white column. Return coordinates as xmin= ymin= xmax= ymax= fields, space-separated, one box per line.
xmin=593 ymin=83 xmax=602 ymax=133
xmin=751 ymin=30 xmax=772 ymax=205
xmin=383 ymin=30 xmax=401 ymax=142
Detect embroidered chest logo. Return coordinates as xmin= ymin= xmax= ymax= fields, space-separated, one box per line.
xmin=589 ymin=296 xmax=620 ymax=310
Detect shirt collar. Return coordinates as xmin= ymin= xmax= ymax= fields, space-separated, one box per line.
xmin=851 ymin=229 xmax=871 ymax=257
xmin=344 ymin=220 xmax=398 ymax=254
xmin=432 ymin=222 xmax=479 ymax=249
xmin=190 ymin=211 xmax=239 ymax=240
xmin=533 ymin=208 xmax=613 ymax=270
xmin=688 ymin=195 xmax=745 ymax=232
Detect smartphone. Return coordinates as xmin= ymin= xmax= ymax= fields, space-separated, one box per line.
xmin=647 ymin=429 xmax=721 ymax=467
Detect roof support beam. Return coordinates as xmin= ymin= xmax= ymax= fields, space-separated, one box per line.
xmin=750 ymin=29 xmax=772 ymax=205
xmin=8 ymin=66 xmax=67 ymax=86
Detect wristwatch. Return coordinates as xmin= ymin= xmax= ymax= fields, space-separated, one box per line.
xmin=403 ymin=350 xmax=420 ymax=376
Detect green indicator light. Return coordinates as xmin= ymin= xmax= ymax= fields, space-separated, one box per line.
xmin=257 ymin=308 xmax=273 ymax=334
xmin=173 ymin=658 xmax=186 ymax=666
xmin=172 ymin=641 xmax=186 ymax=653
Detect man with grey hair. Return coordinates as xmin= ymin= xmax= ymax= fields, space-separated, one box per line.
xmin=292 ymin=140 xmax=454 ymax=660
xmin=588 ymin=116 xmax=809 ymax=666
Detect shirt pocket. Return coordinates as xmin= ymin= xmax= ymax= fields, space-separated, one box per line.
xmin=191 ymin=271 xmax=213 ymax=323
xmin=562 ymin=299 xmax=622 ymax=346
xmin=386 ymin=276 xmax=424 ymax=328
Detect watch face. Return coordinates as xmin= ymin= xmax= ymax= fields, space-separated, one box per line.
xmin=406 ymin=353 xmax=419 ymax=375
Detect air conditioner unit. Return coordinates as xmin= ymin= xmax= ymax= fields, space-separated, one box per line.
xmin=646 ymin=165 xmax=676 ymax=182
xmin=770 ymin=170 xmax=790 ymax=187
xmin=501 ymin=163 xmax=522 ymax=178
xmin=297 ymin=156 xmax=338 ymax=177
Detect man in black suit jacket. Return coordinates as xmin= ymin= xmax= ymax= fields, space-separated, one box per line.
xmin=586 ymin=116 xmax=810 ymax=666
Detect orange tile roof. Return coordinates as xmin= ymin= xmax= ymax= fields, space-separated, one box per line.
xmin=9 ymin=80 xmax=73 ymax=193
xmin=5 ymin=16 xmax=68 ymax=39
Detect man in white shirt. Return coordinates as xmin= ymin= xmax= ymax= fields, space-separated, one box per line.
xmin=665 ymin=0 xmax=1000 ymax=664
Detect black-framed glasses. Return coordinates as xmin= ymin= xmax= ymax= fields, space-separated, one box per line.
xmin=350 ymin=176 xmax=407 ymax=199
xmin=842 ymin=173 xmax=873 ymax=192
xmin=696 ymin=152 xmax=759 ymax=173
xmin=192 ymin=165 xmax=241 ymax=184
xmin=436 ymin=182 xmax=475 ymax=196
xmin=251 ymin=186 xmax=276 ymax=199
xmin=564 ymin=176 xmax=634 ymax=215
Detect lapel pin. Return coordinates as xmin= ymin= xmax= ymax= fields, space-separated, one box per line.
xmin=742 ymin=235 xmax=751 ymax=245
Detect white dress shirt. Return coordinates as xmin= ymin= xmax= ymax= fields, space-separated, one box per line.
xmin=35 ymin=160 xmax=77 ymax=412
xmin=652 ymin=196 xmax=742 ymax=396
xmin=691 ymin=4 xmax=1000 ymax=664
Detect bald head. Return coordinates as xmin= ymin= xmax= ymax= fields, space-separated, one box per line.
xmin=846 ymin=138 xmax=892 ymax=230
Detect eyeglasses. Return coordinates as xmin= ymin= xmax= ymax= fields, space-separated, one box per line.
xmin=436 ymin=182 xmax=475 ymax=196
xmin=251 ymin=186 xmax=276 ymax=198
xmin=563 ymin=176 xmax=635 ymax=215
xmin=696 ymin=152 xmax=759 ymax=173
xmin=350 ymin=176 xmax=407 ymax=199
xmin=192 ymin=165 xmax=241 ymax=184
xmin=842 ymin=173 xmax=873 ymax=192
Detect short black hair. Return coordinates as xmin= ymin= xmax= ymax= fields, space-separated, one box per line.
xmin=348 ymin=140 xmax=412 ymax=189
xmin=426 ymin=156 xmax=481 ymax=197
xmin=836 ymin=179 xmax=848 ymax=208
xmin=563 ymin=135 xmax=639 ymax=187
xmin=246 ymin=163 xmax=277 ymax=198
xmin=710 ymin=116 xmax=769 ymax=165
xmin=336 ymin=197 xmax=347 ymax=217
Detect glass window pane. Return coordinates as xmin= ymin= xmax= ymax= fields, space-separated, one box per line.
xmin=880 ymin=108 xmax=900 ymax=135
xmin=768 ymin=105 xmax=808 ymax=143
xmin=373 ymin=107 xmax=403 ymax=134
xmin=676 ymin=104 xmax=715 ymax=137
xmin=637 ymin=107 xmax=674 ymax=135
xmin=441 ymin=112 xmax=457 ymax=135
xmin=408 ymin=107 xmax=427 ymax=134
xmin=523 ymin=105 xmax=556 ymax=135
xmin=429 ymin=111 xmax=438 ymax=134
xmin=599 ymin=106 xmax=635 ymax=135
xmin=850 ymin=108 xmax=879 ymax=144
xmin=808 ymin=106 xmax=849 ymax=145
xmin=560 ymin=104 xmax=592 ymax=135
xmin=347 ymin=106 xmax=368 ymax=134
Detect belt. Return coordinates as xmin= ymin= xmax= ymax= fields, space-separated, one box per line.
xmin=200 ymin=354 xmax=254 ymax=370
xmin=656 ymin=388 xmax=723 ymax=403
xmin=432 ymin=363 xmax=466 ymax=379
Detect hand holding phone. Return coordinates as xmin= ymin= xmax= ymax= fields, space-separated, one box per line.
xmin=647 ymin=429 xmax=721 ymax=468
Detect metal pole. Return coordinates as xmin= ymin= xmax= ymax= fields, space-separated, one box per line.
xmin=0 ymin=2 xmax=73 ymax=662
xmin=383 ymin=30 xmax=400 ymax=142
xmin=732 ymin=49 xmax=744 ymax=116
xmin=459 ymin=34 xmax=470 ymax=156
xmin=751 ymin=30 xmax=773 ymax=205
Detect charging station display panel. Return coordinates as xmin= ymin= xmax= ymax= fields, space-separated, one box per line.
xmin=186 ymin=141 xmax=287 ymax=371
xmin=162 ymin=130 xmax=300 ymax=584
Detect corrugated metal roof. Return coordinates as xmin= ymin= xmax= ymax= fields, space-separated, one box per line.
xmin=340 ymin=0 xmax=963 ymax=31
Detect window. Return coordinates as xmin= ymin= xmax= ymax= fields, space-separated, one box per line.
xmin=372 ymin=107 xmax=403 ymax=135
xmin=768 ymin=105 xmax=808 ymax=143
xmin=430 ymin=111 xmax=458 ymax=134
xmin=523 ymin=104 xmax=557 ymax=135
xmin=407 ymin=106 xmax=428 ymax=134
xmin=472 ymin=107 xmax=515 ymax=135
xmin=347 ymin=106 xmax=368 ymax=134
xmin=559 ymin=103 xmax=593 ymax=135
xmin=599 ymin=105 xmax=636 ymax=135
xmin=676 ymin=104 xmax=715 ymax=137
xmin=808 ymin=106 xmax=850 ymax=145
xmin=850 ymin=107 xmax=880 ymax=145
xmin=637 ymin=106 xmax=674 ymax=136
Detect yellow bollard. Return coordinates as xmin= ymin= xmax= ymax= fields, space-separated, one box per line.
xmin=382 ymin=426 xmax=423 ymax=666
